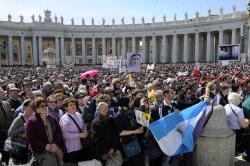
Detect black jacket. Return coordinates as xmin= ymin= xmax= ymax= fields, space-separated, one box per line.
xmin=6 ymin=98 xmax=22 ymax=110
xmin=176 ymin=98 xmax=201 ymax=111
xmin=91 ymin=115 xmax=120 ymax=160
xmin=149 ymin=101 xmax=171 ymax=122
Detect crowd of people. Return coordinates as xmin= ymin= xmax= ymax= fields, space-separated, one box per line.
xmin=0 ymin=62 xmax=249 ymax=166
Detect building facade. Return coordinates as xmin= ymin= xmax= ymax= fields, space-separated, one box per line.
xmin=0 ymin=5 xmax=249 ymax=66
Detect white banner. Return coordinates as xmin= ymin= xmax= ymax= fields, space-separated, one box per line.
xmin=127 ymin=53 xmax=141 ymax=72
xmin=177 ymin=71 xmax=188 ymax=76
xmin=147 ymin=63 xmax=155 ymax=71
xmin=118 ymin=59 xmax=128 ymax=73
xmin=102 ymin=55 xmax=117 ymax=68
xmin=221 ymin=60 xmax=230 ymax=66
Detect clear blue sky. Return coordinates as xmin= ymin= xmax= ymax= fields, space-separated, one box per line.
xmin=0 ymin=0 xmax=246 ymax=25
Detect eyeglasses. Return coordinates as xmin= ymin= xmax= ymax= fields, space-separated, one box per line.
xmin=49 ymin=101 xmax=57 ymax=104
xmin=77 ymin=96 xmax=84 ymax=99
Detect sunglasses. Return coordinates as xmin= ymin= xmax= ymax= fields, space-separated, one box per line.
xmin=49 ymin=101 xmax=57 ymax=104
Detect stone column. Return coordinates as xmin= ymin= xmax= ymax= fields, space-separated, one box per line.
xmin=8 ymin=35 xmax=13 ymax=65
xmin=55 ymin=37 xmax=60 ymax=65
xmin=206 ymin=32 xmax=212 ymax=63
xmin=219 ymin=30 xmax=224 ymax=46
xmin=92 ymin=37 xmax=96 ymax=64
xmin=122 ymin=37 xmax=127 ymax=59
xmin=142 ymin=36 xmax=147 ymax=63
xmin=102 ymin=38 xmax=106 ymax=56
xmin=32 ymin=36 xmax=38 ymax=66
xmin=38 ymin=36 xmax=43 ymax=66
xmin=152 ymin=35 xmax=157 ymax=63
xmin=172 ymin=34 xmax=177 ymax=63
xmin=195 ymin=32 xmax=200 ymax=62
xmin=81 ymin=38 xmax=86 ymax=64
xmin=112 ymin=37 xmax=116 ymax=56
xmin=231 ymin=29 xmax=237 ymax=44
xmin=165 ymin=36 xmax=169 ymax=63
xmin=20 ymin=35 xmax=25 ymax=65
xmin=162 ymin=35 xmax=167 ymax=63
xmin=60 ymin=37 xmax=65 ymax=65
xmin=132 ymin=36 xmax=136 ymax=52
xmin=71 ymin=37 xmax=76 ymax=64
xmin=183 ymin=33 xmax=189 ymax=63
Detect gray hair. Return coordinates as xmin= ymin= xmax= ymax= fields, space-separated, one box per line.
xmin=43 ymin=81 xmax=52 ymax=87
xmin=96 ymin=102 xmax=109 ymax=112
xmin=228 ymin=92 xmax=241 ymax=104
xmin=155 ymin=90 xmax=163 ymax=97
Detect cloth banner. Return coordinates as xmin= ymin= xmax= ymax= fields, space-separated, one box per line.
xmin=118 ymin=59 xmax=128 ymax=73
xmin=102 ymin=55 xmax=117 ymax=68
xmin=147 ymin=64 xmax=155 ymax=71
xmin=127 ymin=53 xmax=141 ymax=72
xmin=177 ymin=71 xmax=188 ymax=77
xmin=221 ymin=60 xmax=230 ymax=66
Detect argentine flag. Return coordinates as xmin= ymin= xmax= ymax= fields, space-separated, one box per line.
xmin=148 ymin=101 xmax=212 ymax=156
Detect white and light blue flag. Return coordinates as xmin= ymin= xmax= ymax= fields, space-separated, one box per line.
xmin=148 ymin=101 xmax=212 ymax=156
